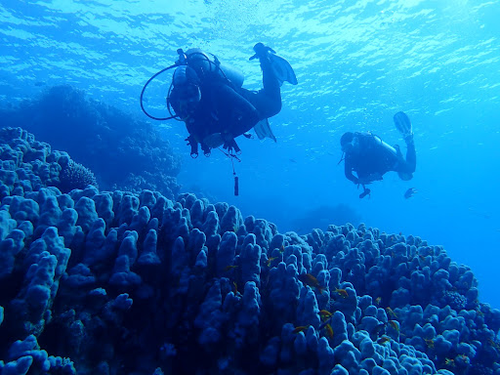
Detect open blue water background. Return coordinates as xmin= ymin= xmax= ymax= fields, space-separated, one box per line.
xmin=1 ymin=0 xmax=499 ymax=308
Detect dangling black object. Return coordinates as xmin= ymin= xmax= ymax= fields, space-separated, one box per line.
xmin=234 ymin=175 xmax=239 ymax=196
xmin=230 ymin=153 xmax=239 ymax=196
xmin=359 ymin=186 xmax=371 ymax=199
xmin=217 ymin=147 xmax=241 ymax=196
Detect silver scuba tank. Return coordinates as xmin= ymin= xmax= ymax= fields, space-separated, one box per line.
xmin=183 ymin=48 xmax=244 ymax=88
xmin=373 ymin=135 xmax=398 ymax=155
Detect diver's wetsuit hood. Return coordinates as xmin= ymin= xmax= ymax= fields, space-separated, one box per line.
xmin=340 ymin=132 xmax=354 ymax=148
xmin=173 ymin=65 xmax=200 ymax=87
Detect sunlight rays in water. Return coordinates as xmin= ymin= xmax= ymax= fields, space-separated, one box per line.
xmin=0 ymin=0 xmax=499 ymax=126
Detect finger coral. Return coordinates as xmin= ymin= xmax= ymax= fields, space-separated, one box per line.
xmin=0 ymin=129 xmax=499 ymax=375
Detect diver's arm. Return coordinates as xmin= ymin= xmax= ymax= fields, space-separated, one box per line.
xmin=404 ymin=136 xmax=416 ymax=173
xmin=394 ymin=136 xmax=416 ymax=174
xmin=344 ymin=160 xmax=359 ymax=184
xmin=216 ymin=84 xmax=259 ymax=137
xmin=185 ymin=119 xmax=212 ymax=156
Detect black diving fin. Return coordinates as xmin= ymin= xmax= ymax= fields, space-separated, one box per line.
xmin=269 ymin=54 xmax=298 ymax=86
xmin=250 ymin=42 xmax=298 ymax=86
xmin=253 ymin=118 xmax=277 ymax=142
xmin=393 ymin=111 xmax=412 ymax=137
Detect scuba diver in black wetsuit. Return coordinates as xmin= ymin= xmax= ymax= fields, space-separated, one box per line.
xmin=143 ymin=43 xmax=297 ymax=158
xmin=340 ymin=111 xmax=416 ymax=199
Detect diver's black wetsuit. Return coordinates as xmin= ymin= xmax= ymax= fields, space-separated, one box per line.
xmin=344 ymin=132 xmax=416 ymax=185
xmin=240 ymin=57 xmax=282 ymax=121
xmin=173 ymin=56 xmax=282 ymax=156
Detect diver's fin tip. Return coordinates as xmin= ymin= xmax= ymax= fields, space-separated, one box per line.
xmin=394 ymin=111 xmax=412 ymax=137
xmin=269 ymin=54 xmax=298 ymax=86
xmin=253 ymin=118 xmax=276 ymax=142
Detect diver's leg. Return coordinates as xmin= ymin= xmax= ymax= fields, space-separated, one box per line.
xmin=404 ymin=136 xmax=416 ymax=173
xmin=260 ymin=56 xmax=281 ymax=100
xmin=242 ymin=58 xmax=282 ymax=120
xmin=242 ymin=45 xmax=283 ymax=120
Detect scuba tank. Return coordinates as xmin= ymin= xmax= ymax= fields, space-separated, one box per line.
xmin=372 ymin=134 xmax=397 ymax=155
xmin=179 ymin=48 xmax=244 ymax=88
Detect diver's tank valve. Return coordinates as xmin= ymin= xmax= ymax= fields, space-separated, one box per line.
xmin=181 ymin=48 xmax=245 ymax=88
xmin=176 ymin=48 xmax=188 ymax=65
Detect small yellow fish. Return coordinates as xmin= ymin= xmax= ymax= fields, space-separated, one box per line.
xmin=487 ymin=338 xmax=500 ymax=350
xmin=319 ymin=310 xmax=332 ymax=322
xmin=386 ymin=307 xmax=398 ymax=318
xmin=266 ymin=257 xmax=278 ymax=267
xmin=334 ymin=288 xmax=348 ymax=298
xmin=224 ymin=265 xmax=238 ymax=272
xmin=424 ymin=338 xmax=434 ymax=349
xmin=377 ymin=336 xmax=391 ymax=345
xmin=319 ymin=310 xmax=332 ymax=318
xmin=298 ymin=273 xmax=324 ymax=292
xmin=323 ymin=324 xmax=334 ymax=338
xmin=293 ymin=326 xmax=309 ymax=334
xmin=444 ymin=358 xmax=455 ymax=367
xmin=388 ymin=320 xmax=400 ymax=332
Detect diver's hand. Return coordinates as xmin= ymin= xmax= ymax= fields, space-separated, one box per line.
xmin=203 ymin=133 xmax=225 ymax=149
xmin=204 ymin=133 xmax=237 ymax=152
xmin=222 ymin=138 xmax=239 ymax=153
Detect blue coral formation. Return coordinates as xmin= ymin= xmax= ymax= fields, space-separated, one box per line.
xmin=0 ymin=85 xmax=181 ymax=199
xmin=58 ymin=159 xmax=98 ymax=194
xmin=1 ymin=129 xmax=500 ymax=375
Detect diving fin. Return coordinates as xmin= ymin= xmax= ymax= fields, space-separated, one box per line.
xmin=250 ymin=43 xmax=298 ymax=86
xmin=253 ymin=118 xmax=277 ymax=142
xmin=393 ymin=111 xmax=412 ymax=137
xmin=269 ymin=54 xmax=298 ymax=86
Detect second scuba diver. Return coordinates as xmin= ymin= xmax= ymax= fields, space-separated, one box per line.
xmin=167 ymin=43 xmax=298 ymax=157
xmin=340 ymin=111 xmax=416 ymax=198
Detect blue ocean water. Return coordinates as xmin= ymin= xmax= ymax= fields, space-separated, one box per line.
xmin=1 ymin=0 xmax=499 ymax=317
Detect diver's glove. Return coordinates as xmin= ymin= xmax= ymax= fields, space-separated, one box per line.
xmin=223 ymin=138 xmax=241 ymax=154
xmin=249 ymin=42 xmax=275 ymax=61
xmin=203 ymin=133 xmax=240 ymax=153
xmin=186 ymin=135 xmax=200 ymax=158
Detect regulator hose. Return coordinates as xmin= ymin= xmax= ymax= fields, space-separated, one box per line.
xmin=140 ymin=64 xmax=178 ymax=121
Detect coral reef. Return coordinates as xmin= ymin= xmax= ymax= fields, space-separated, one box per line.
xmin=0 ymin=127 xmax=98 ymax=198
xmin=58 ymin=160 xmax=99 ymax=193
xmin=1 ymin=128 xmax=500 ymax=375
xmin=0 ymin=85 xmax=181 ymax=198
